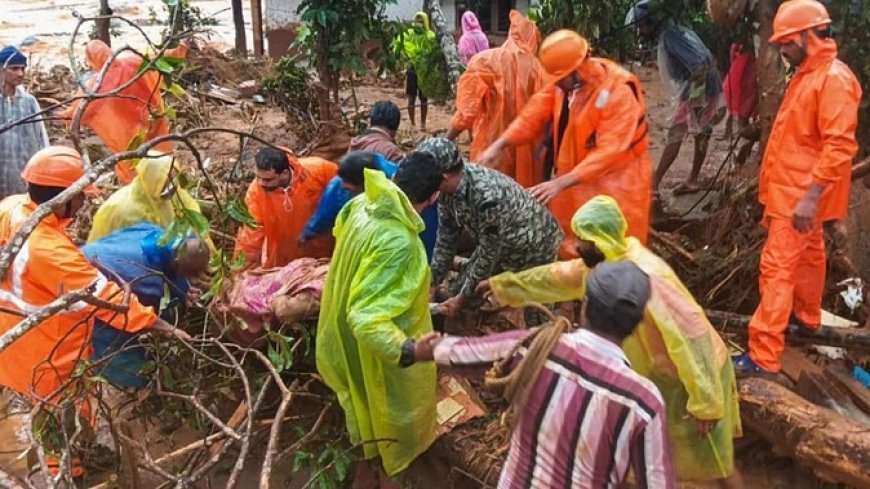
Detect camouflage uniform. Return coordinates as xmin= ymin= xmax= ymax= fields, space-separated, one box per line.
xmin=420 ymin=138 xmax=563 ymax=301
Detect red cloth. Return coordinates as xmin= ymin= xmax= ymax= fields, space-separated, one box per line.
xmin=723 ymin=44 xmax=758 ymax=119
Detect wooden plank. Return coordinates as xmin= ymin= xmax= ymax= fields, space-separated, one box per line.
xmin=824 ymin=364 xmax=870 ymax=416
xmin=780 ymin=347 xmax=822 ymax=383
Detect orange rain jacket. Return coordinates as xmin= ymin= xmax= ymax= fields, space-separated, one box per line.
xmin=450 ymin=11 xmax=544 ymax=187
xmin=0 ymin=195 xmax=156 ymax=403
xmin=63 ymin=40 xmax=188 ymax=183
xmin=235 ymin=153 xmax=338 ymax=268
xmin=503 ymin=58 xmax=652 ymax=259
xmin=759 ymin=37 xmax=861 ymax=224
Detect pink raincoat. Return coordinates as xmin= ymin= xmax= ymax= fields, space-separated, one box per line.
xmin=458 ymin=11 xmax=489 ymax=64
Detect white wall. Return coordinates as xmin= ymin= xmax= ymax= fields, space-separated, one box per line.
xmin=264 ymin=0 xmax=456 ymax=31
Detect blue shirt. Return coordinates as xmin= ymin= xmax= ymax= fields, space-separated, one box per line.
xmin=303 ymin=155 xmax=439 ymax=261
xmin=82 ymin=223 xmax=190 ymax=388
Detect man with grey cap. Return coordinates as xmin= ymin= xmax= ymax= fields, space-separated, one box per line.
xmin=411 ymin=137 xmax=562 ymax=322
xmin=411 ymin=261 xmax=676 ymax=488
xmin=0 ymin=46 xmax=49 ymax=200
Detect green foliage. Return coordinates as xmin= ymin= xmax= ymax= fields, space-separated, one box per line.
xmin=292 ymin=438 xmax=354 ymax=489
xmin=148 ymin=0 xmax=218 ymax=34
xmin=295 ymin=0 xmax=401 ymax=89
xmin=529 ymin=0 xmax=638 ymax=59
xmin=528 ymin=0 xmax=716 ymax=61
xmin=266 ymin=330 xmax=296 ymax=373
xmin=262 ymin=56 xmax=319 ymax=116
xmin=828 ymin=0 xmax=870 ymax=151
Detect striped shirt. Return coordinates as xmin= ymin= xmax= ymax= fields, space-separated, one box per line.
xmin=0 ymin=86 xmax=49 ymax=199
xmin=434 ymin=328 xmax=676 ymax=489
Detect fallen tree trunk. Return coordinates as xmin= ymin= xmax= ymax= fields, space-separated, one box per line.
xmin=426 ymin=0 xmax=463 ymax=91
xmin=739 ymin=377 xmax=870 ymax=487
xmin=706 ymin=309 xmax=870 ymax=353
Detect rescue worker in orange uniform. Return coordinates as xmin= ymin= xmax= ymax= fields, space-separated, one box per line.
xmin=0 ymin=148 xmax=190 ymax=450
xmin=733 ymin=0 xmax=861 ymax=375
xmin=63 ymin=40 xmax=188 ymax=183
xmin=446 ymin=10 xmax=545 ymax=187
xmin=235 ymin=147 xmax=337 ymax=269
xmin=480 ymin=30 xmax=652 ymax=259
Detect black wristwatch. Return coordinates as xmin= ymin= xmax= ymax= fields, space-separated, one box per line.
xmin=399 ymin=339 xmax=416 ymax=368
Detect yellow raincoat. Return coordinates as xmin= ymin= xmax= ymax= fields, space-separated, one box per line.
xmin=316 ymin=169 xmax=437 ymax=475
xmin=88 ymin=156 xmax=204 ymax=243
xmin=489 ymin=195 xmax=741 ymax=482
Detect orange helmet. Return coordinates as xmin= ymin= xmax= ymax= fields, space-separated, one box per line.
xmin=769 ymin=0 xmax=831 ymax=43
xmin=21 ymin=146 xmax=97 ymax=194
xmin=539 ymin=30 xmax=590 ymax=83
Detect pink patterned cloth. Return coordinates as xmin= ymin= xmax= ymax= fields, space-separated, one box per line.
xmin=227 ymin=257 xmax=329 ymax=333
xmin=458 ymin=11 xmax=489 ymax=64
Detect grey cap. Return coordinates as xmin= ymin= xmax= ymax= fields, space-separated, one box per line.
xmin=416 ymin=137 xmax=464 ymax=172
xmin=586 ymin=260 xmax=651 ymax=319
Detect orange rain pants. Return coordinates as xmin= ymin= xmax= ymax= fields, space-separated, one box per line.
xmin=63 ymin=40 xmax=188 ymax=183
xmin=747 ymin=35 xmax=861 ymax=372
xmin=504 ymin=58 xmax=651 ymax=259
xmin=748 ymin=219 xmax=825 ymax=371
xmin=235 ymin=153 xmax=337 ymax=268
xmin=450 ymin=10 xmax=544 ymax=187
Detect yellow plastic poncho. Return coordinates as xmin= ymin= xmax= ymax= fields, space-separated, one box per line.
xmin=88 ymin=156 xmax=204 ymax=243
xmin=489 ymin=195 xmax=741 ymax=482
xmin=316 ymin=169 xmax=437 ymax=476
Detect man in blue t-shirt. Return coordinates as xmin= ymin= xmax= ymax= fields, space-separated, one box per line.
xmin=83 ymin=224 xmax=210 ymax=387
xmin=302 ymin=151 xmax=438 ymax=261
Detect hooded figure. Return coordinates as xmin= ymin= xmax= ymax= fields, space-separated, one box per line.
xmin=88 ymin=155 xmax=204 ymax=243
xmin=316 ymin=168 xmax=437 ymax=477
xmin=734 ymin=0 xmax=861 ymax=376
xmin=395 ymin=12 xmax=440 ymax=128
xmin=480 ymin=30 xmax=652 ymax=259
xmin=448 ymin=10 xmax=544 ymax=187
xmin=458 ymin=11 xmax=489 ymax=64
xmin=485 ymin=195 xmax=742 ymax=483
xmin=63 ymin=40 xmax=188 ymax=184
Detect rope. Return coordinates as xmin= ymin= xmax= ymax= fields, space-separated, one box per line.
xmin=676 ymin=132 xmax=742 ymax=219
xmin=484 ymin=303 xmax=572 ymax=431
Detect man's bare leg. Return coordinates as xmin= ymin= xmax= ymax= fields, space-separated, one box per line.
xmin=407 ymin=95 xmax=417 ymax=127
xmin=689 ymin=132 xmax=711 ymax=186
xmin=654 ymin=139 xmax=683 ymax=190
xmin=420 ymin=99 xmax=428 ymax=132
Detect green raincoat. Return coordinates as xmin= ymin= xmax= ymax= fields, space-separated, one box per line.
xmin=489 ymin=195 xmax=741 ymax=482
xmin=316 ymin=169 xmax=437 ymax=476
xmin=395 ymin=12 xmax=447 ymax=100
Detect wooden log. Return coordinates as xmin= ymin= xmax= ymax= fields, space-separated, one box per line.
xmin=738 ymin=377 xmax=870 ymax=487
xmin=425 ymin=0 xmax=463 ymax=91
xmin=705 ymin=309 xmax=870 ymax=353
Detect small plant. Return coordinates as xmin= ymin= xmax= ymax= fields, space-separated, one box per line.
xmin=293 ymin=436 xmax=354 ymax=489
xmin=148 ymin=0 xmax=218 ymax=38
xmin=262 ymin=56 xmax=319 ymax=119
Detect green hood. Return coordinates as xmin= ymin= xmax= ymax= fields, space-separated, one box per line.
xmin=335 ymin=169 xmax=424 ymax=238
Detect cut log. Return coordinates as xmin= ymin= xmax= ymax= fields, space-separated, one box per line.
xmin=425 ymin=0 xmax=463 ymax=91
xmin=738 ymin=377 xmax=870 ymax=487
xmin=706 ymin=309 xmax=870 ymax=353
